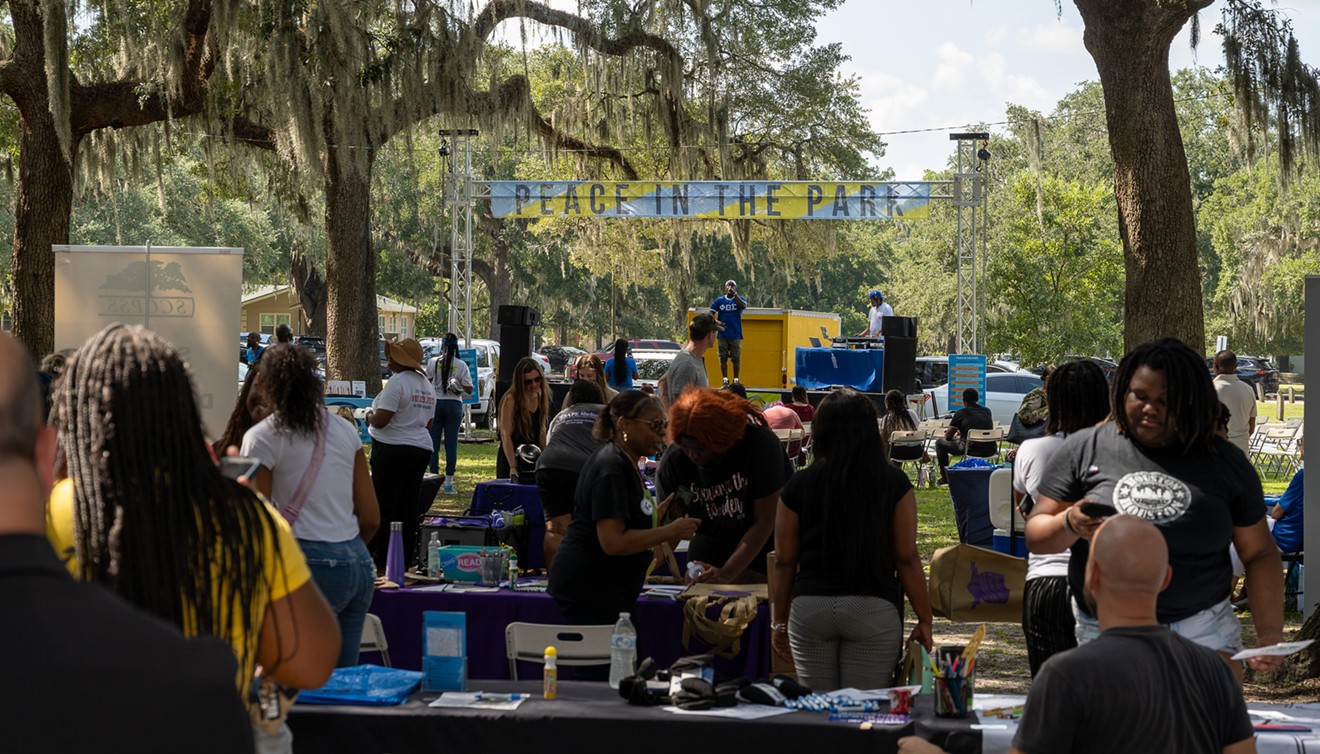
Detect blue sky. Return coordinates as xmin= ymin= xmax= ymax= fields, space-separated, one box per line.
xmin=818 ymin=1 xmax=1320 ymax=179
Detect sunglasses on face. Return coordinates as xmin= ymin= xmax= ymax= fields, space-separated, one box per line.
xmin=642 ymin=417 xmax=668 ymax=433
xmin=524 ymin=374 xmax=543 ymax=386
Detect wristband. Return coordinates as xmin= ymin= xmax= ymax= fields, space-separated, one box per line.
xmin=1061 ymin=506 xmax=1079 ymax=537
xmin=771 ymin=622 xmax=788 ymax=633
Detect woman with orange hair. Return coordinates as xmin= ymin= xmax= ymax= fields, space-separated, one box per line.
xmin=657 ymin=388 xmax=794 ymax=583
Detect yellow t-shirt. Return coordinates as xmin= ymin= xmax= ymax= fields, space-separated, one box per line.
xmin=46 ymin=478 xmax=312 ymax=687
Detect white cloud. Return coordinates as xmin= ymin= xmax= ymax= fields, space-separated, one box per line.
xmin=1020 ymin=22 xmax=1086 ymax=57
xmin=932 ymin=42 xmax=975 ymax=90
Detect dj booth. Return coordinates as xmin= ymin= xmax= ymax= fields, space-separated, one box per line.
xmin=794 ymin=316 xmax=917 ymax=394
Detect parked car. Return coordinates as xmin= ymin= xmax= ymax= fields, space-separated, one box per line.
xmin=1206 ymin=355 xmax=1279 ymax=397
xmin=292 ymin=335 xmax=325 ymax=353
xmin=539 ymin=345 xmax=587 ymax=375
xmin=594 ymin=338 xmax=683 ymax=361
xmin=631 ymin=349 xmax=679 ymax=390
xmin=914 ymin=356 xmax=1016 ymax=390
xmin=924 ymin=371 xmax=1044 ymax=426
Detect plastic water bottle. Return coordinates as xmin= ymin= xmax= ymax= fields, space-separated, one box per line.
xmin=426 ymin=532 xmax=443 ymax=579
xmin=608 ymin=612 xmax=637 ymax=689
xmin=507 ymin=552 xmax=519 ymax=588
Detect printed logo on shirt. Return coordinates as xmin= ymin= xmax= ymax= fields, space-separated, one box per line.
xmin=694 ymin=472 xmax=749 ymax=519
xmin=1113 ymin=470 xmax=1192 ymax=524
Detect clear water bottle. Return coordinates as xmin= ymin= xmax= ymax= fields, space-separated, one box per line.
xmin=426 ymin=532 xmax=443 ymax=579
xmin=608 ymin=612 xmax=637 ymax=689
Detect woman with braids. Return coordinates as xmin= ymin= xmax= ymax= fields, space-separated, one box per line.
xmin=565 ymin=352 xmax=615 ymax=409
xmin=366 ymin=337 xmax=436 ymax=571
xmin=1010 ymin=359 xmax=1109 ymax=676
xmin=1029 ymin=338 xmax=1284 ymax=681
xmin=497 ymin=357 xmax=549 ymax=482
xmin=425 ymin=333 xmax=473 ymax=495
xmin=549 ymin=390 xmax=700 ymax=625
xmin=657 ymin=388 xmax=794 ymax=583
xmin=603 ymin=338 xmax=638 ymax=392
xmin=47 ymin=324 xmax=338 ymax=747
xmin=242 ymin=344 xmax=380 ymax=668
xmin=771 ymin=388 xmax=932 ymax=690
xmin=878 ymin=389 xmax=919 ymax=449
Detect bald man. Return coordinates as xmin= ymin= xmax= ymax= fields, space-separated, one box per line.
xmin=900 ymin=515 xmax=1256 ymax=754
xmin=0 ymin=333 xmax=253 ymax=752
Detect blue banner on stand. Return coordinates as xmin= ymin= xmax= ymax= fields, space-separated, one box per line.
xmin=946 ymin=355 xmax=987 ymax=413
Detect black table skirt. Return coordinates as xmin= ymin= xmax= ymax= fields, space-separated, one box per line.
xmin=288 ymin=681 xmax=981 ymax=754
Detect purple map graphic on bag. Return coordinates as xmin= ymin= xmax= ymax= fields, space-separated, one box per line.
xmin=967 ymin=561 xmax=1010 ymax=608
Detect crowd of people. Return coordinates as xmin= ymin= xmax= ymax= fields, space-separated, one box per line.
xmin=3 ymin=306 xmax=1304 ymax=752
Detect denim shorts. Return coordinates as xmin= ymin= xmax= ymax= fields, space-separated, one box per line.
xmin=1073 ymin=598 xmax=1243 ymax=654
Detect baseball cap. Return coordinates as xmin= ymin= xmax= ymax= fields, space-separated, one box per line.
xmin=725 ymin=280 xmax=737 ymax=288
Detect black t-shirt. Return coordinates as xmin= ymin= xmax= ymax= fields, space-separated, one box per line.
xmin=950 ymin=404 xmax=994 ymax=455
xmin=537 ymin=403 xmax=606 ymax=474
xmin=1036 ymin=424 xmax=1264 ymax=623
xmin=1013 ymin=625 xmax=1253 ymax=754
xmin=781 ymin=460 xmax=911 ymax=608
xmin=656 ymin=422 xmax=793 ymax=572
xmin=548 ymin=443 xmax=655 ymax=615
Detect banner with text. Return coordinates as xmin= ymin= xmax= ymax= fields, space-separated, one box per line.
xmin=54 ymin=245 xmax=244 ymax=439
xmin=490 ymin=181 xmax=930 ymax=220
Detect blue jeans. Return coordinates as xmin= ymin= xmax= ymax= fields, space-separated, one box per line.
xmin=428 ymin=399 xmax=464 ymax=475
xmin=298 ymin=538 xmax=375 ymax=668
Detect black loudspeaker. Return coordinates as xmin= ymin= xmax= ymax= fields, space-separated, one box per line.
xmin=498 ymin=324 xmax=534 ymax=383
xmin=497 ymin=305 xmax=541 ymax=327
xmin=881 ymin=315 xmax=917 ymax=338
xmin=883 ymin=336 xmax=918 ymax=394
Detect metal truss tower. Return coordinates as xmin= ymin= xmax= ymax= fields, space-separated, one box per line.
xmin=441 ymin=129 xmax=479 ymax=346
xmin=950 ymin=132 xmax=989 ymax=354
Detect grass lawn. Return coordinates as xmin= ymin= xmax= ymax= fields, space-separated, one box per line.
xmin=426 ymin=431 xmax=1309 ymax=700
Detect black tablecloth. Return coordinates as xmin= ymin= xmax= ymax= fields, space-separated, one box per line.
xmin=288 ymin=681 xmax=982 ymax=754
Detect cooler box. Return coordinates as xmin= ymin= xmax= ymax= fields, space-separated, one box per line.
xmin=419 ymin=515 xmax=497 ymax=555
xmin=992 ymin=529 xmax=1028 ymax=557
xmin=946 ymin=467 xmax=995 ymax=548
xmin=469 ymin=480 xmax=546 ymax=569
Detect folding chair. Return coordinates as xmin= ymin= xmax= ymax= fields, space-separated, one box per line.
xmin=359 ymin=613 xmax=391 ymax=667
xmin=888 ymin=429 xmax=927 ymax=481
xmin=964 ymin=428 xmax=1006 ymax=463
xmin=505 ymin=623 xmax=613 ymax=680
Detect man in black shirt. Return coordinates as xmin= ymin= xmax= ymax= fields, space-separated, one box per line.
xmin=934 ymin=387 xmax=994 ymax=484
xmin=0 ymin=333 xmax=254 ymax=753
xmin=898 ymin=515 xmax=1255 ymax=754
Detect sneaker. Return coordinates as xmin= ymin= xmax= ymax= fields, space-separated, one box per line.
xmin=732 ymin=377 xmax=740 ymax=384
xmin=443 ymin=481 xmax=457 ymax=494
xmin=721 ymin=378 xmax=730 ymax=387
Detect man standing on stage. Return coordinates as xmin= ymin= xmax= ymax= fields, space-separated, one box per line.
xmin=710 ymin=280 xmax=747 ymax=386
xmin=856 ymin=290 xmax=893 ymax=337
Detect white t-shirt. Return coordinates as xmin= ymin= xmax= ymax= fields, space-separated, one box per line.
xmin=369 ymin=370 xmax=436 ymax=450
xmin=427 ymin=354 xmax=473 ymax=404
xmin=1212 ymin=374 xmax=1257 ymax=454
xmin=241 ymin=410 xmax=364 ymax=542
xmin=867 ymin=302 xmax=894 ymax=335
xmin=1013 ymin=433 xmax=1071 ymax=580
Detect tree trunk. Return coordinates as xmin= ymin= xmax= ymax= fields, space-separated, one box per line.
xmin=10 ymin=103 xmax=73 ymax=360
xmin=324 ymin=147 xmax=381 ymax=393
xmin=474 ymin=238 xmax=513 ymax=341
xmin=1075 ymin=0 xmax=1211 ymax=352
xmin=290 ymin=249 xmax=327 ymax=337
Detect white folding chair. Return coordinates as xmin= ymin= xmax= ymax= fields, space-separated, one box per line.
xmin=505 ymin=623 xmax=613 ymax=680
xmin=888 ymin=429 xmax=927 ymax=480
xmin=965 ymin=428 xmax=1006 ymax=463
xmin=360 ymin=613 xmax=391 ymax=667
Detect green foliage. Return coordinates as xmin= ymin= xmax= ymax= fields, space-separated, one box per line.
xmin=984 ymin=174 xmax=1123 ymax=364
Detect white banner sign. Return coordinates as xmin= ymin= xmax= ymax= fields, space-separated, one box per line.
xmin=54 ymin=245 xmax=244 ymax=439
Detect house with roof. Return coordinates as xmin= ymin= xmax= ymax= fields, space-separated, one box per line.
xmin=240 ymin=285 xmax=418 ymax=338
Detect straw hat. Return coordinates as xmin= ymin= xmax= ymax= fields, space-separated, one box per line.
xmin=385 ymin=337 xmax=424 ymax=370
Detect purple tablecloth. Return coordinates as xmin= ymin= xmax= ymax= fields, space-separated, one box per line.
xmin=368 ymin=586 xmax=770 ymax=680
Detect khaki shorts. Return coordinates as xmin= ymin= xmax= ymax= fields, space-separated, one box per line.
xmin=717 ymin=338 xmax=741 ymax=361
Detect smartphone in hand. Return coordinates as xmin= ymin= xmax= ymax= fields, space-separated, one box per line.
xmin=1078 ymin=501 xmax=1118 ymax=519
xmin=219 ymin=456 xmax=261 ymax=481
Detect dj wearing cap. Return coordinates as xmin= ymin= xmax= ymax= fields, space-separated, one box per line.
xmin=710 ymin=280 xmax=747 ymax=386
xmin=855 ymin=290 xmax=893 ymax=338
